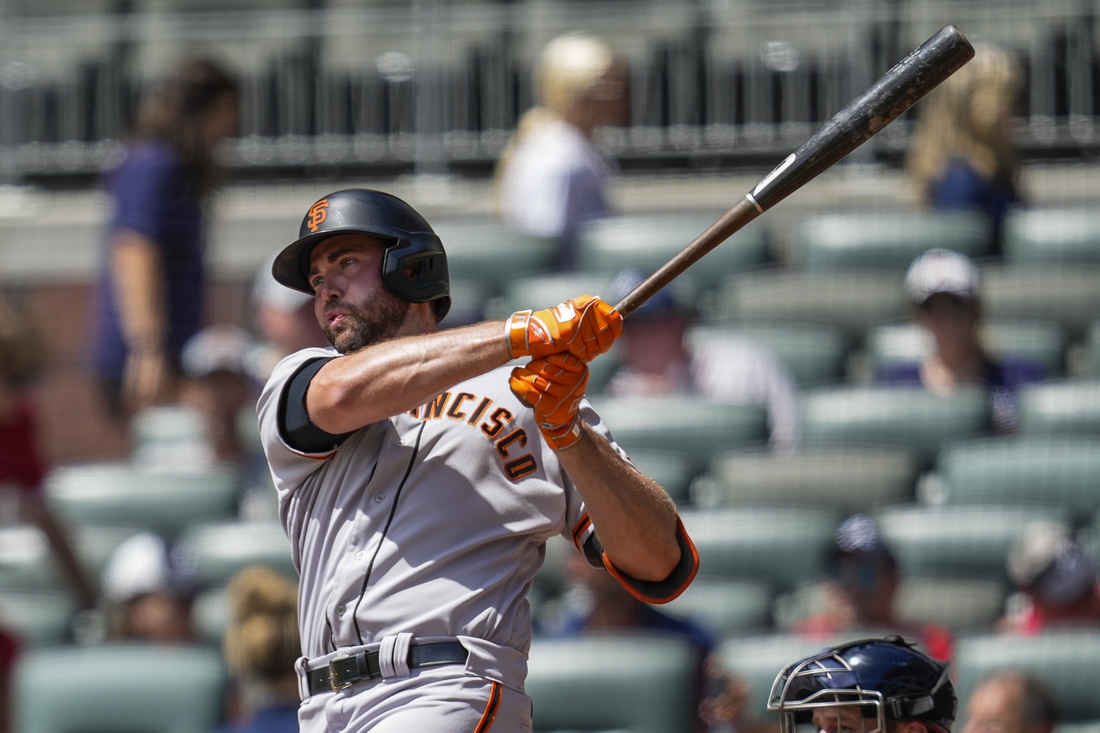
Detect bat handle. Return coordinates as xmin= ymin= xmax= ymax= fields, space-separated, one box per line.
xmin=613 ymin=197 xmax=763 ymax=317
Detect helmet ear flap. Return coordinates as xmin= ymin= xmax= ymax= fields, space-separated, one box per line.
xmin=380 ymin=234 xmax=451 ymax=318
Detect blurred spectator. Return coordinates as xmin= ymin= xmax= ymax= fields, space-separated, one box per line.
xmin=102 ymin=532 xmax=197 ymax=642
xmin=496 ymin=34 xmax=628 ymax=270
xmin=795 ymin=515 xmax=953 ymax=661
xmin=1000 ymin=521 xmax=1100 ymax=634
xmin=92 ymin=58 xmax=238 ymax=419
xmin=962 ymin=672 xmax=1059 ymax=733
xmin=876 ymin=249 xmax=1044 ymax=433
xmin=180 ymin=324 xmax=259 ymax=465
xmin=245 ymin=254 xmax=327 ymax=385
xmin=699 ymin=657 xmax=776 ymax=733
xmin=212 ymin=566 xmax=299 ymax=733
xmin=906 ymin=44 xmax=1023 ymax=254
xmin=606 ymin=269 xmax=798 ymax=451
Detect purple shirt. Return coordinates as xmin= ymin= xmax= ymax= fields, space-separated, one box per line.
xmin=93 ymin=141 xmax=205 ymax=380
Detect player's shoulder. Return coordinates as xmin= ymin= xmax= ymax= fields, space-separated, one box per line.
xmin=260 ymin=347 xmax=339 ymax=400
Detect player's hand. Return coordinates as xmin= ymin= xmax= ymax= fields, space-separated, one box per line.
xmin=510 ymin=352 xmax=589 ymax=450
xmin=507 ymin=295 xmax=623 ymax=363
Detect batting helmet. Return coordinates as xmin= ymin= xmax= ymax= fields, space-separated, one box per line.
xmin=272 ymin=189 xmax=451 ymax=320
xmin=768 ymin=636 xmax=956 ymax=733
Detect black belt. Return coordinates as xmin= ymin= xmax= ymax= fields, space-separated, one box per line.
xmin=307 ymin=641 xmax=469 ymax=695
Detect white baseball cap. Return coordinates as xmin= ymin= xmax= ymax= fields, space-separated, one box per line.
xmin=181 ymin=324 xmax=256 ymax=379
xmin=903 ymin=248 xmax=980 ymax=305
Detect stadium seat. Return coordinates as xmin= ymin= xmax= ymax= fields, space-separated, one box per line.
xmin=13 ymin=644 xmax=227 ymax=733
xmin=1003 ymin=208 xmax=1100 ymax=265
xmin=1086 ymin=322 xmax=1100 ymax=376
xmin=792 ymin=210 xmax=991 ymax=270
xmin=589 ymin=396 xmax=768 ymax=474
xmin=875 ymin=504 xmax=1071 ymax=581
xmin=705 ymin=447 xmax=917 ymax=512
xmin=715 ymin=269 xmax=907 ymax=342
xmin=864 ymin=319 xmax=1068 ymax=378
xmin=954 ymin=632 xmax=1100 ymax=721
xmin=130 ymin=405 xmax=206 ymax=449
xmin=0 ymin=524 xmax=141 ymax=592
xmin=176 ymin=520 xmax=295 ymax=586
xmin=45 ymin=462 xmax=241 ymax=537
xmin=1019 ymin=380 xmax=1100 ymax=436
xmin=626 ymin=449 xmax=694 ymax=505
xmin=689 ymin=324 xmax=848 ymax=387
xmin=439 ymin=277 xmax=490 ymax=328
xmin=938 ymin=437 xmax=1100 ymax=523
xmin=0 ymin=590 xmax=77 ymax=646
xmin=679 ymin=507 xmax=838 ymax=589
xmin=527 ymin=633 xmax=698 ymax=733
xmin=500 ymin=273 xmax=615 ymax=319
xmin=774 ymin=577 xmax=1007 ymax=634
xmin=430 ymin=218 xmax=559 ymax=296
xmin=660 ymin=578 xmax=773 ymax=637
xmin=798 ymin=386 xmax=991 ymax=466
xmin=192 ymin=585 xmax=230 ymax=645
xmin=578 ymin=213 xmax=769 ymax=293
xmin=983 ymin=266 xmax=1100 ymax=336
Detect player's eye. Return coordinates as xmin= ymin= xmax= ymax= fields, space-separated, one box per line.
xmin=340 ymin=257 xmax=356 ymax=268
xmin=311 ymin=275 xmax=324 ymax=287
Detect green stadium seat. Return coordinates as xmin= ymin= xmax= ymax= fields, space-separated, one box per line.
xmin=865 ymin=319 xmax=1068 ymax=377
xmin=176 ymin=520 xmax=295 ymax=586
xmin=799 ymin=386 xmax=991 ymax=466
xmin=774 ymin=577 xmax=1006 ymax=633
xmin=130 ymin=405 xmax=205 ymax=449
xmin=1086 ymin=322 xmax=1100 ymax=377
xmin=938 ymin=438 xmax=1100 ymax=523
xmin=1019 ymin=380 xmax=1100 ymax=436
xmin=1003 ymin=208 xmax=1100 ymax=265
xmin=500 ymin=273 xmax=614 ymax=319
xmin=983 ymin=266 xmax=1100 ymax=336
xmin=660 ymin=578 xmax=773 ymax=637
xmin=715 ymin=270 xmax=906 ymax=342
xmin=954 ymin=632 xmax=1100 ymax=722
xmin=589 ymin=396 xmax=768 ymax=474
xmin=0 ymin=524 xmax=141 ymax=592
xmin=45 ymin=462 xmax=241 ymax=537
xmin=680 ymin=507 xmax=838 ymax=589
xmin=439 ymin=277 xmax=490 ymax=327
xmin=14 ymin=644 xmax=227 ymax=733
xmin=793 ymin=210 xmax=991 ymax=270
xmin=527 ymin=633 xmax=698 ymax=733
xmin=192 ymin=585 xmax=229 ymax=645
xmin=0 ymin=590 xmax=77 ymax=646
xmin=875 ymin=505 xmax=1070 ymax=581
xmin=578 ymin=214 xmax=769 ymax=292
xmin=689 ymin=324 xmax=848 ymax=387
xmin=431 ymin=219 xmax=559 ymax=296
xmin=705 ymin=447 xmax=917 ymax=513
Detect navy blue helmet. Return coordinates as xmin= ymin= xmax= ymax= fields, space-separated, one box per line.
xmin=768 ymin=637 xmax=956 ymax=733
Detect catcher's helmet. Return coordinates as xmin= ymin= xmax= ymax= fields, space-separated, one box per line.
xmin=272 ymin=189 xmax=450 ymax=320
xmin=768 ymin=637 xmax=956 ymax=733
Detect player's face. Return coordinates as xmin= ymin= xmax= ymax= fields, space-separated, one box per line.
xmin=812 ymin=705 xmax=878 ymax=733
xmin=308 ymin=234 xmax=412 ymax=354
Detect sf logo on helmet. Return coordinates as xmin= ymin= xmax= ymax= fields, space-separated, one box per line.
xmin=307 ymin=199 xmax=330 ymax=232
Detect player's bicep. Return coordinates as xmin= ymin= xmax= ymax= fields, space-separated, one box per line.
xmin=280 ymin=357 xmax=355 ymax=453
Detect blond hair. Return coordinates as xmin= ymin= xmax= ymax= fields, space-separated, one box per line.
xmin=223 ymin=566 xmax=299 ymax=682
xmin=906 ymin=44 xmax=1022 ymax=202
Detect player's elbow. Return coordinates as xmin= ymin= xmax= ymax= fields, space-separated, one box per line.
xmin=306 ymin=373 xmax=363 ymax=434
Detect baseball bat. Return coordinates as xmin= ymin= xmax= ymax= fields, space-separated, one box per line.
xmin=613 ymin=24 xmax=975 ymax=317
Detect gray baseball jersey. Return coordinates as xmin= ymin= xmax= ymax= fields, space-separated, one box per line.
xmin=258 ymin=346 xmax=696 ymax=694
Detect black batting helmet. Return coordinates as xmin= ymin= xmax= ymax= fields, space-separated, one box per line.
xmin=272 ymin=189 xmax=450 ymax=320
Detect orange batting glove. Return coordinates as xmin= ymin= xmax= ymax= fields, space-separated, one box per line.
xmin=507 ymin=295 xmax=623 ymax=363
xmin=510 ymin=352 xmax=589 ymax=450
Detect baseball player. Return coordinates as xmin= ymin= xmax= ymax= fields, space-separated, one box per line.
xmin=769 ymin=636 xmax=957 ymax=733
xmin=257 ymin=189 xmax=699 ymax=732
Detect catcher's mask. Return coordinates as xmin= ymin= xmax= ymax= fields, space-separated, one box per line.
xmin=272 ymin=188 xmax=450 ymax=321
xmin=767 ymin=637 xmax=955 ymax=733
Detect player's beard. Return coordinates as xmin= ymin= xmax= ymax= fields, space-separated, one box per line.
xmin=323 ymin=288 xmax=412 ymax=354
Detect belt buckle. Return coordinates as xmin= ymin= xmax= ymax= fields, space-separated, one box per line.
xmin=328 ymin=655 xmax=365 ymax=691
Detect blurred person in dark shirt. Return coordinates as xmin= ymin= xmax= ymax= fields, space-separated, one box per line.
xmin=795 ymin=515 xmax=952 ymax=661
xmin=93 ymin=58 xmax=238 ymax=418
xmin=962 ymin=672 xmax=1058 ymax=733
xmin=1000 ymin=522 xmax=1100 ymax=634
xmin=906 ymin=44 xmax=1023 ymax=254
xmin=876 ymin=249 xmax=1044 ymax=433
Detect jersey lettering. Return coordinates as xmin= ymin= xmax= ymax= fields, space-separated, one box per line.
xmin=504 ymin=454 xmax=538 ymax=481
xmin=426 ymin=392 xmax=451 ymax=420
xmin=447 ymin=393 xmax=475 ymax=421
xmin=495 ymin=428 xmax=527 ymax=458
xmin=413 ymin=393 xmax=537 ymax=481
xmin=481 ymin=407 xmax=513 ymax=439
xmin=467 ymin=397 xmax=492 ymax=425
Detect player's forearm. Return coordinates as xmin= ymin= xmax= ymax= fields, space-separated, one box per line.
xmin=111 ymin=230 xmax=167 ymax=353
xmin=556 ymin=422 xmax=681 ymax=581
xmin=308 ymin=319 xmax=513 ymax=433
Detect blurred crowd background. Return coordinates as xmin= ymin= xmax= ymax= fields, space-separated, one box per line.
xmin=2 ymin=0 xmax=1100 ymax=732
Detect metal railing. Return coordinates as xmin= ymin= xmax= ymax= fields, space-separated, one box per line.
xmin=0 ymin=0 xmax=1097 ymax=182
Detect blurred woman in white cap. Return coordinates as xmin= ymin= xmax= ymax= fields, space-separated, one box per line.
xmin=877 ymin=248 xmax=1044 ymax=431
xmin=496 ymin=33 xmax=628 ymax=270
